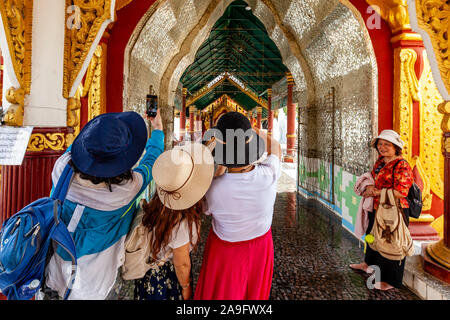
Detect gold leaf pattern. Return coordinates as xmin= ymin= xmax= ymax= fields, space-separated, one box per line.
xmin=63 ymin=0 xmax=113 ymax=98
xmin=0 ymin=0 xmax=33 ymax=93
xmin=416 ymin=0 xmax=450 ymax=95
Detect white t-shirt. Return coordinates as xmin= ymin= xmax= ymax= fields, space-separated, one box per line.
xmin=156 ymin=219 xmax=198 ymax=261
xmin=204 ymin=155 xmax=281 ymax=242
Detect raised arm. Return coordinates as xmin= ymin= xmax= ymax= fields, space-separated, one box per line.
xmin=254 ymin=127 xmax=281 ymax=160
xmin=134 ymin=109 xmax=165 ymax=190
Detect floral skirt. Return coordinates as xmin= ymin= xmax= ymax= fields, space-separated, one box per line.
xmin=134 ymin=260 xmax=183 ymax=300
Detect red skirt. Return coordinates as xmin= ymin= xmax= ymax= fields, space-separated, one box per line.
xmin=194 ymin=227 xmax=274 ymax=300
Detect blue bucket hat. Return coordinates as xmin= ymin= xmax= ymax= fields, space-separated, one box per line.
xmin=71 ymin=112 xmax=148 ymax=178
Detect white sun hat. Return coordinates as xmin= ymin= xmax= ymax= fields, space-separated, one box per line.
xmin=152 ymin=142 xmax=214 ymax=210
xmin=370 ymin=130 xmax=405 ymax=149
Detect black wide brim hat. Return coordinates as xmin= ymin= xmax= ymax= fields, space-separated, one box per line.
xmin=71 ymin=112 xmax=148 ymax=178
xmin=211 ymin=111 xmax=265 ymax=168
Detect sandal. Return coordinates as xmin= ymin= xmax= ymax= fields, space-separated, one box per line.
xmin=349 ymin=263 xmax=374 ymax=274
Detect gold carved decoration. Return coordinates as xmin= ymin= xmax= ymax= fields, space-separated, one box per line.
xmin=415 ymin=0 xmax=450 ymax=95
xmin=3 ymin=86 xmax=25 ymax=126
xmin=0 ymin=0 xmax=33 ymax=94
xmin=365 ymin=0 xmax=411 ymax=33
xmin=393 ymin=48 xmax=419 ymax=161
xmin=418 ymin=50 xmax=444 ymax=201
xmin=27 ymin=133 xmax=69 ymax=152
xmin=63 ymin=0 xmax=113 ymax=98
xmin=0 ymin=0 xmax=33 ymax=127
xmin=81 ymin=44 xmax=106 ymax=122
xmin=438 ymin=101 xmax=450 ymax=133
xmin=203 ymin=94 xmax=247 ymax=129
xmin=67 ymin=90 xmax=82 ymax=138
xmin=65 ymin=43 xmax=107 ymax=141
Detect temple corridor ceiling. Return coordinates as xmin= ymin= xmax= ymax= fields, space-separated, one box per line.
xmin=179 ymin=0 xmax=288 ymax=111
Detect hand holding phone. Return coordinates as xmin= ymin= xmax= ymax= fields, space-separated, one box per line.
xmin=146 ymin=94 xmax=158 ymax=118
xmin=149 ymin=108 xmax=163 ymax=131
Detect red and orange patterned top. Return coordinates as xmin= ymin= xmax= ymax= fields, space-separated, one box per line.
xmin=371 ymin=156 xmax=414 ymax=210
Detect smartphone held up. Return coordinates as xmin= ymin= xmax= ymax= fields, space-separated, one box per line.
xmin=146 ymin=94 xmax=158 ymax=118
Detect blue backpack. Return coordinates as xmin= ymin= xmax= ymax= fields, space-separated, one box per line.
xmin=0 ymin=164 xmax=77 ymax=300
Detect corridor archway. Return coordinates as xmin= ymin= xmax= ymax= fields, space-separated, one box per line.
xmin=107 ymin=0 xmax=381 ymax=238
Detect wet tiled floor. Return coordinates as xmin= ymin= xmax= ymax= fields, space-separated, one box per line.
xmin=191 ymin=171 xmax=419 ymax=300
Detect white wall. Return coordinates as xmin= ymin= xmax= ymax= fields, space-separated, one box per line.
xmin=25 ymin=0 xmax=67 ymax=127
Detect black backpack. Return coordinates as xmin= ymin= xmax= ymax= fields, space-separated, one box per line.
xmin=392 ymin=159 xmax=422 ymax=219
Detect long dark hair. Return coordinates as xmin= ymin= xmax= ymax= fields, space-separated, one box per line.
xmin=142 ymin=193 xmax=203 ymax=260
xmin=69 ymin=159 xmax=134 ymax=192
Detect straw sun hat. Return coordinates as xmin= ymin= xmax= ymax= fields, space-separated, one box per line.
xmin=152 ymin=142 xmax=214 ymax=210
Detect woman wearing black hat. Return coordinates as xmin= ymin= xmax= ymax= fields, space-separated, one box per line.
xmin=43 ymin=110 xmax=164 ymax=300
xmin=194 ymin=112 xmax=282 ymax=300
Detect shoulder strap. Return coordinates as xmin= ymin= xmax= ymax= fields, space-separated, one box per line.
xmin=51 ymin=163 xmax=74 ymax=202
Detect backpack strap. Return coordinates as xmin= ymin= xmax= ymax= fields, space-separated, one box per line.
xmin=391 ymin=158 xmax=409 ymax=224
xmin=49 ymin=163 xmax=77 ymax=299
xmin=50 ymin=216 xmax=77 ymax=300
xmin=51 ymin=164 xmax=74 ymax=202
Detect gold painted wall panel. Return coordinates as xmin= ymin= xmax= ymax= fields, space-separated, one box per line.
xmin=393 ymin=47 xmax=418 ymax=162
xmin=419 ymin=50 xmax=444 ymax=200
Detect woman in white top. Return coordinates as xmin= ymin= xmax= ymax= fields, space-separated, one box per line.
xmin=194 ymin=112 xmax=281 ymax=300
xmin=133 ymin=142 xmax=214 ymax=300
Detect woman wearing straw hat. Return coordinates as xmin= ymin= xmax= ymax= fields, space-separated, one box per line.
xmin=132 ymin=142 xmax=215 ymax=300
xmin=349 ymin=129 xmax=414 ymax=291
xmin=43 ymin=110 xmax=164 ymax=300
xmin=194 ymin=112 xmax=282 ymax=300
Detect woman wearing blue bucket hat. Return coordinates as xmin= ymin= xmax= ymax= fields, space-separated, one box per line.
xmin=43 ymin=110 xmax=164 ymax=300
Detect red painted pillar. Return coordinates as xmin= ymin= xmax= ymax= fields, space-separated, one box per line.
xmin=267 ymin=89 xmax=273 ymax=137
xmin=180 ymin=88 xmax=187 ymax=141
xmin=0 ymin=127 xmax=73 ymax=224
xmin=189 ymin=106 xmax=195 ymax=141
xmin=442 ymin=132 xmax=450 ymax=249
xmin=256 ymin=106 xmax=262 ymax=129
xmin=195 ymin=109 xmax=201 ymax=141
xmin=284 ymin=72 xmax=296 ymax=163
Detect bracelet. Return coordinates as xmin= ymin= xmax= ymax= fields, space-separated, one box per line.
xmin=180 ymin=282 xmax=190 ymax=289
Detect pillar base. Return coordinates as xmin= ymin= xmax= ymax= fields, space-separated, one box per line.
xmin=423 ymin=242 xmax=450 ymax=284
xmin=409 ymin=214 xmax=441 ymax=241
xmin=283 ymin=155 xmax=295 ymax=163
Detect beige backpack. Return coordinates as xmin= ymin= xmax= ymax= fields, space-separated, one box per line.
xmin=368 ymin=188 xmax=414 ymax=261
xmin=121 ymin=200 xmax=171 ymax=280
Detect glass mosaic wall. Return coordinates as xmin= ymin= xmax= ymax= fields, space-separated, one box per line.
xmin=295 ymin=3 xmax=376 ymax=238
